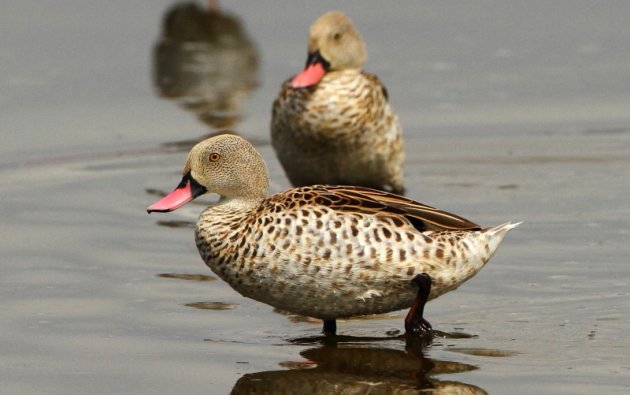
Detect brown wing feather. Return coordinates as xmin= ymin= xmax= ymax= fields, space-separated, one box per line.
xmin=313 ymin=185 xmax=480 ymax=232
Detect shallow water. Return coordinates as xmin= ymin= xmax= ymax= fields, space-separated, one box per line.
xmin=2 ymin=1 xmax=630 ymax=394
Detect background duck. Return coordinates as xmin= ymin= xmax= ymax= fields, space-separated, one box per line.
xmin=148 ymin=133 xmax=519 ymax=335
xmin=271 ymin=11 xmax=405 ymax=194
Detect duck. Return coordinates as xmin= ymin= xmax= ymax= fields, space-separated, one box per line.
xmin=148 ymin=133 xmax=520 ymax=335
xmin=271 ymin=11 xmax=405 ymax=194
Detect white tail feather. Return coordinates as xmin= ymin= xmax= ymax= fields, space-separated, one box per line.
xmin=484 ymin=221 xmax=522 ymax=259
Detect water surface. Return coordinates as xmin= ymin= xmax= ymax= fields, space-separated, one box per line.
xmin=1 ymin=1 xmax=629 ymax=393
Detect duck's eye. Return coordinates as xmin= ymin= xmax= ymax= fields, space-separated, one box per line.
xmin=333 ymin=32 xmax=341 ymax=41
xmin=209 ymin=153 xmax=221 ymax=162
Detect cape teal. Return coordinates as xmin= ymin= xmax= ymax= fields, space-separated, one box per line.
xmin=148 ymin=133 xmax=520 ymax=335
xmin=271 ymin=11 xmax=405 ymax=193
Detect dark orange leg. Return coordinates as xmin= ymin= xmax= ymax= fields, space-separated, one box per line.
xmin=405 ymin=273 xmax=433 ymax=334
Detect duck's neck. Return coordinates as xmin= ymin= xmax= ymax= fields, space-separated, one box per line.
xmin=196 ymin=195 xmax=263 ymax=245
xmin=210 ymin=195 xmax=265 ymax=213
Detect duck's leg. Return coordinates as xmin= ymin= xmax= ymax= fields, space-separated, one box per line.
xmin=322 ymin=319 xmax=337 ymax=335
xmin=405 ymin=273 xmax=433 ymax=335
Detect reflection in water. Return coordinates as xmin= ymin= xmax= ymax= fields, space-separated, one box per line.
xmin=153 ymin=0 xmax=259 ymax=129
xmin=231 ymin=338 xmax=487 ymax=394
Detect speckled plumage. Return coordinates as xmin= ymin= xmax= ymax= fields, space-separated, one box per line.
xmin=196 ymin=184 xmax=517 ymax=320
xmin=271 ymin=12 xmax=405 ymax=193
xmin=148 ymin=133 xmax=520 ymax=329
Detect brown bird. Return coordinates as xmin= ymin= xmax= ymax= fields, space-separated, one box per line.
xmin=148 ymin=133 xmax=519 ymax=335
xmin=271 ymin=11 xmax=405 ymax=193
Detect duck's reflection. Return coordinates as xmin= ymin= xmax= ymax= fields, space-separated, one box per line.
xmin=231 ymin=338 xmax=487 ymax=394
xmin=153 ymin=0 xmax=259 ymax=130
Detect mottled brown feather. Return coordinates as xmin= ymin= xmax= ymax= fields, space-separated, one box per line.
xmin=151 ymin=134 xmax=520 ymax=322
xmin=267 ymin=185 xmax=480 ymax=232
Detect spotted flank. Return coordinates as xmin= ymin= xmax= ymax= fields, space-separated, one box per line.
xmin=148 ymin=133 xmax=520 ymax=333
xmin=271 ymin=11 xmax=405 ymax=193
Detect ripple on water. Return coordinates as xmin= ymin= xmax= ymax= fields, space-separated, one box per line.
xmin=184 ymin=301 xmax=238 ymax=310
xmin=157 ymin=273 xmax=216 ymax=282
xmin=447 ymin=347 xmax=519 ymax=357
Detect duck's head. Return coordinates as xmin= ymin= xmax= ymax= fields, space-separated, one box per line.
xmin=147 ymin=133 xmax=269 ymax=213
xmin=291 ymin=11 xmax=367 ymax=88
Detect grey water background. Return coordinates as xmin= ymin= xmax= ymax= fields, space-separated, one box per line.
xmin=1 ymin=1 xmax=629 ymax=393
